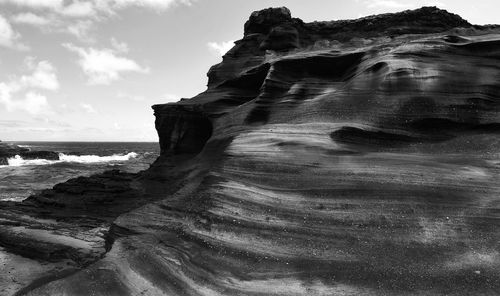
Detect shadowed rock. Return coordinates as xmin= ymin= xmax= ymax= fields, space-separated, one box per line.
xmin=3 ymin=6 xmax=500 ymax=296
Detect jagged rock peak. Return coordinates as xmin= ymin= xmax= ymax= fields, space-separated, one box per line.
xmin=244 ymin=7 xmax=293 ymax=35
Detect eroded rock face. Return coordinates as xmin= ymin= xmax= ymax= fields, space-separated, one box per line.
xmin=152 ymin=105 xmax=212 ymax=156
xmin=5 ymin=6 xmax=500 ymax=296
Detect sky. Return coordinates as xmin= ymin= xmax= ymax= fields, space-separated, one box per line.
xmin=0 ymin=0 xmax=497 ymax=142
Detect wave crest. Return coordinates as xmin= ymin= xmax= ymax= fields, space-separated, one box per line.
xmin=6 ymin=152 xmax=138 ymax=167
xmin=59 ymin=152 xmax=138 ymax=163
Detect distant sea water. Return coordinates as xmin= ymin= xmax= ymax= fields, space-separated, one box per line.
xmin=0 ymin=141 xmax=160 ymax=202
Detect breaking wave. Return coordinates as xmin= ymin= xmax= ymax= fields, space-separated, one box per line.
xmin=6 ymin=152 xmax=138 ymax=167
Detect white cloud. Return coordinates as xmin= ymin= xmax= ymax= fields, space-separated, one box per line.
xmin=63 ymin=43 xmax=149 ymax=85
xmin=207 ymin=40 xmax=234 ymax=56
xmin=80 ymin=102 xmax=97 ymax=113
xmin=11 ymin=12 xmax=51 ymax=25
xmin=11 ymin=15 xmax=95 ymax=42
xmin=111 ymin=37 xmax=129 ymax=53
xmin=0 ymin=58 xmax=58 ymax=115
xmin=364 ymin=0 xmax=445 ymax=10
xmin=111 ymin=0 xmax=193 ymax=10
xmin=0 ymin=0 xmax=193 ymax=43
xmin=0 ymin=0 xmax=63 ymax=9
xmin=0 ymin=14 xmax=28 ymax=50
xmin=419 ymin=0 xmax=446 ymax=7
xmin=0 ymin=84 xmax=50 ymax=114
xmin=20 ymin=59 xmax=60 ymax=90
xmin=161 ymin=93 xmax=180 ymax=103
xmin=66 ymin=20 xmax=94 ymax=40
xmin=366 ymin=0 xmax=411 ymax=9
xmin=60 ymin=1 xmax=96 ymax=17
xmin=20 ymin=92 xmax=49 ymax=114
xmin=0 ymin=0 xmax=192 ymax=17
xmin=117 ymin=91 xmax=145 ymax=101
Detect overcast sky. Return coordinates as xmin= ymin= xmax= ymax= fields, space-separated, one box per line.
xmin=0 ymin=0 xmax=497 ymax=141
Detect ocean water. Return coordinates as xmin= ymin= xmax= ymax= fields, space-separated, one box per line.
xmin=0 ymin=142 xmax=159 ymax=202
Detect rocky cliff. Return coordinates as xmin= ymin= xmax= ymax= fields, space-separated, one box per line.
xmin=2 ymin=6 xmax=500 ymax=296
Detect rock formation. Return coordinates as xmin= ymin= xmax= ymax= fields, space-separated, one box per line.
xmin=0 ymin=141 xmax=59 ymax=165
xmin=2 ymin=6 xmax=500 ymax=295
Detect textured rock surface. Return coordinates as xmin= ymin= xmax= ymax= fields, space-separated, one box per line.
xmin=0 ymin=169 xmax=180 ymax=295
xmin=3 ymin=6 xmax=500 ymax=296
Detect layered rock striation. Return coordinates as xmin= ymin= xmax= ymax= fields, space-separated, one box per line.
xmin=2 ymin=6 xmax=500 ymax=296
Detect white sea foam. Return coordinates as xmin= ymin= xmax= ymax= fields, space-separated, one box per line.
xmin=5 ymin=152 xmax=138 ymax=167
xmin=7 ymin=156 xmax=55 ymax=166
xmin=59 ymin=152 xmax=138 ymax=163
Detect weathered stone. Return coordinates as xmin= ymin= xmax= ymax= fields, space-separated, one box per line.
xmin=3 ymin=6 xmax=500 ymax=296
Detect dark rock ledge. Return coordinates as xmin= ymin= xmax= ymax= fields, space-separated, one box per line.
xmin=0 ymin=141 xmax=59 ymax=165
xmin=0 ymin=164 xmax=193 ymax=295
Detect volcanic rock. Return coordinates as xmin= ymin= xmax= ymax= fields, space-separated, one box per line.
xmin=0 ymin=141 xmax=28 ymax=165
xmin=19 ymin=151 xmax=59 ymax=161
xmin=0 ymin=141 xmax=59 ymax=165
xmin=2 ymin=6 xmax=500 ymax=296
xmin=0 ymin=169 xmax=179 ymax=295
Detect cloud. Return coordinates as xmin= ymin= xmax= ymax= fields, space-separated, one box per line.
xmin=9 ymin=9 xmax=95 ymax=40
xmin=0 ymin=58 xmax=58 ymax=115
xmin=0 ymin=0 xmax=192 ymax=17
xmin=111 ymin=37 xmax=129 ymax=53
xmin=59 ymin=1 xmax=96 ymax=17
xmin=0 ymin=85 xmax=50 ymax=114
xmin=108 ymin=0 xmax=194 ymax=11
xmin=11 ymin=12 xmax=51 ymax=25
xmin=32 ymin=116 xmax=71 ymax=127
xmin=363 ymin=0 xmax=445 ymax=10
xmin=117 ymin=91 xmax=145 ymax=101
xmin=0 ymin=14 xmax=28 ymax=50
xmin=80 ymin=102 xmax=97 ymax=113
xmin=63 ymin=43 xmax=149 ymax=85
xmin=1 ymin=0 xmax=193 ymax=43
xmin=207 ymin=40 xmax=234 ymax=56
xmin=66 ymin=20 xmax=94 ymax=41
xmin=161 ymin=93 xmax=180 ymax=103
xmin=366 ymin=0 xmax=411 ymax=9
xmin=0 ymin=119 xmax=29 ymax=127
xmin=10 ymin=13 xmax=87 ymax=41
xmin=20 ymin=59 xmax=60 ymax=90
xmin=19 ymin=92 xmax=49 ymax=114
xmin=0 ymin=0 xmax=63 ymax=9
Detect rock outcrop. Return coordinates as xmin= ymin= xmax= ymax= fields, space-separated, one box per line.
xmin=0 ymin=141 xmax=59 ymax=165
xmin=2 ymin=6 xmax=500 ymax=296
xmin=0 ymin=170 xmax=173 ymax=295
xmin=152 ymin=105 xmax=212 ymax=156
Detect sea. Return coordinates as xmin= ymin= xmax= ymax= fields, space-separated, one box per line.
xmin=0 ymin=142 xmax=160 ymax=202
